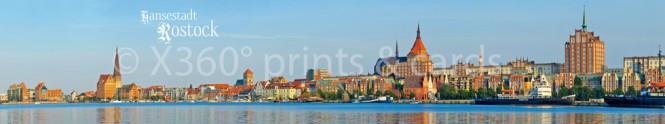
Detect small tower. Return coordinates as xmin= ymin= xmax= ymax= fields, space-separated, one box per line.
xmin=244 ymin=68 xmax=254 ymax=86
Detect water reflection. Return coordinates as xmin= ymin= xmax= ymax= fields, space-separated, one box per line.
xmin=1 ymin=104 xmax=665 ymax=123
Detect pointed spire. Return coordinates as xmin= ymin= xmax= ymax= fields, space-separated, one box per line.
xmin=113 ymin=46 xmax=121 ymax=77
xmin=395 ymin=39 xmax=399 ymax=58
xmin=582 ymin=5 xmax=588 ymax=32
xmin=416 ymin=22 xmax=421 ymax=39
xmin=408 ymin=22 xmax=429 ymax=56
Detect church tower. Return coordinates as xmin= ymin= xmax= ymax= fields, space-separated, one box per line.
xmin=113 ymin=47 xmax=122 ymax=88
xmin=244 ymin=68 xmax=254 ymax=86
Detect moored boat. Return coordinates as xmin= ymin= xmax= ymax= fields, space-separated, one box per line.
xmin=475 ymin=73 xmax=575 ymax=105
xmin=604 ymin=83 xmax=665 ymax=108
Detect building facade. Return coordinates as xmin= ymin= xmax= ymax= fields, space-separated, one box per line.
xmin=374 ymin=24 xmax=433 ymax=78
xmin=562 ymin=8 xmax=605 ymax=74
xmin=97 ymin=47 xmax=123 ymax=100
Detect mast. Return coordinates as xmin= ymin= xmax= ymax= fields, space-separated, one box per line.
xmin=659 ymin=45 xmax=662 ymax=70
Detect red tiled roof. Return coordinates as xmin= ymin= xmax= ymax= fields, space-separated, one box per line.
xmin=408 ymin=24 xmax=429 ymax=56
xmin=98 ymin=74 xmax=112 ymax=83
xmin=187 ymin=88 xmax=199 ymax=94
xmin=35 ymin=82 xmax=46 ymax=90
xmin=244 ymin=68 xmax=253 ymax=74
xmin=82 ymin=91 xmax=96 ymax=97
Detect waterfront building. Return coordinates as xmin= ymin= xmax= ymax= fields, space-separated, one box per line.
xmin=623 ymin=56 xmax=664 ymax=74
xmin=28 ymin=89 xmax=35 ymax=101
xmin=164 ymin=88 xmax=187 ymax=101
xmin=46 ymin=89 xmax=62 ymax=101
xmin=253 ymin=81 xmax=270 ymax=97
xmin=243 ymin=69 xmax=254 ymax=86
xmin=234 ymin=69 xmax=256 ymax=86
xmin=96 ymin=47 xmax=123 ymax=100
xmin=604 ymin=68 xmax=624 ymax=74
xmin=185 ymin=88 xmax=200 ymax=100
xmin=601 ymin=73 xmax=620 ymax=92
xmin=622 ymin=72 xmax=643 ymax=91
xmin=534 ymin=63 xmax=562 ymax=75
xmin=198 ymin=84 xmax=229 ymax=100
xmin=436 ymin=60 xmax=556 ymax=78
xmin=307 ymin=69 xmax=331 ymax=81
xmin=471 ymin=75 xmax=485 ymax=90
xmin=315 ymin=78 xmax=340 ymax=93
xmin=119 ymin=83 xmax=140 ymax=101
xmin=35 ymin=82 xmax=48 ymax=101
xmin=487 ymin=75 xmax=504 ymax=90
xmin=70 ymin=91 xmax=78 ymax=102
xmin=7 ymin=82 xmax=29 ymax=102
xmin=509 ymin=74 xmax=525 ymax=92
xmin=554 ymin=73 xmax=576 ymax=89
xmin=578 ymin=74 xmax=602 ymax=89
xmin=269 ymin=76 xmax=288 ymax=84
xmin=645 ymin=69 xmax=662 ymax=86
xmin=374 ymin=24 xmax=433 ymax=78
xmin=142 ymin=85 xmax=165 ymax=98
xmin=264 ymin=83 xmax=301 ymax=100
xmin=78 ymin=91 xmax=96 ymax=101
xmin=0 ymin=94 xmax=6 ymax=102
xmin=507 ymin=58 xmax=535 ymax=74
xmin=562 ymin=7 xmax=606 ymax=74
xmin=403 ymin=75 xmax=436 ymax=100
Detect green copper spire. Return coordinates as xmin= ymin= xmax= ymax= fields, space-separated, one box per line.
xmin=582 ymin=5 xmax=587 ymax=32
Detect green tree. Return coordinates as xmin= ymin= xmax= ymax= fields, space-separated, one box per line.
xmin=386 ymin=90 xmax=397 ymax=99
xmin=612 ymin=88 xmax=624 ymax=95
xmin=573 ymin=86 xmax=592 ymax=101
xmin=488 ymin=88 xmax=496 ymax=98
xmin=469 ymin=88 xmax=477 ymax=98
xmin=400 ymin=91 xmax=406 ymax=100
xmin=438 ymin=84 xmax=457 ymax=100
xmin=394 ymin=83 xmax=404 ymax=91
xmin=626 ymin=86 xmax=638 ymax=96
xmin=592 ymin=88 xmax=606 ymax=98
xmin=457 ymin=89 xmax=469 ymax=99
xmin=552 ymin=90 xmax=558 ymax=98
xmin=477 ymin=87 xmax=487 ymax=98
xmin=409 ymin=92 xmax=416 ymax=99
xmin=336 ymin=89 xmax=344 ymax=100
xmin=574 ymin=76 xmax=582 ymax=86
xmin=317 ymin=89 xmax=325 ymax=98
xmin=375 ymin=90 xmax=382 ymax=97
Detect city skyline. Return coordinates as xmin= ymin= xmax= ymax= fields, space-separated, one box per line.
xmin=2 ymin=1 xmax=665 ymax=92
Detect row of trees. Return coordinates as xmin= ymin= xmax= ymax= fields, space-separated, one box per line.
xmin=438 ymin=84 xmax=502 ymax=100
xmin=436 ymin=83 xmax=641 ymax=101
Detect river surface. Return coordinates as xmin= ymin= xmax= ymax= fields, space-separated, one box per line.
xmin=1 ymin=103 xmax=665 ymax=124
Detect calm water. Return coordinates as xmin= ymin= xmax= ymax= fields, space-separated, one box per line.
xmin=1 ymin=103 xmax=665 ymax=124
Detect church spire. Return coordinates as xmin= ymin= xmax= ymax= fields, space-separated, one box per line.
xmin=408 ymin=23 xmax=429 ymax=56
xmin=395 ymin=39 xmax=399 ymax=58
xmin=416 ymin=22 xmax=421 ymax=39
xmin=582 ymin=5 xmax=588 ymax=32
xmin=113 ymin=46 xmax=121 ymax=77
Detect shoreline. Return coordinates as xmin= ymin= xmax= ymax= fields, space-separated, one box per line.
xmin=0 ymin=100 xmax=607 ymax=107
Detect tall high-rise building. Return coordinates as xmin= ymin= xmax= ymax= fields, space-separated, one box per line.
xmin=563 ymin=6 xmax=605 ymax=74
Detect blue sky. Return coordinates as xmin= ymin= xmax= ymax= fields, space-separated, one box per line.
xmin=1 ymin=0 xmax=664 ymax=93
